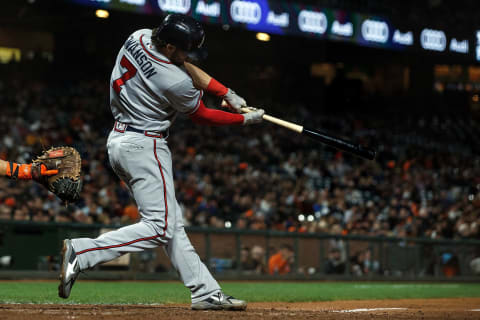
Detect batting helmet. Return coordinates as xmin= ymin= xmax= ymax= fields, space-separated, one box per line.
xmin=153 ymin=14 xmax=205 ymax=52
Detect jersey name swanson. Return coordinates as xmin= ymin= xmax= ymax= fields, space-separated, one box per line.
xmin=124 ymin=37 xmax=158 ymax=79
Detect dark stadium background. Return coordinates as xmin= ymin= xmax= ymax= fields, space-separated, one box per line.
xmin=0 ymin=0 xmax=479 ymax=280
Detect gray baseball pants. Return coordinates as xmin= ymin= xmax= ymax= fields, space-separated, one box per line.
xmin=71 ymin=129 xmax=221 ymax=303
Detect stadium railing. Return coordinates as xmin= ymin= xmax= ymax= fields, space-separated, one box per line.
xmin=0 ymin=220 xmax=479 ymax=281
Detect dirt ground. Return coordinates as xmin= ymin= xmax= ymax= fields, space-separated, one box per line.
xmin=0 ymin=298 xmax=479 ymax=320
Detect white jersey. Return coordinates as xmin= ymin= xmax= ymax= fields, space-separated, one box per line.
xmin=110 ymin=29 xmax=203 ymax=131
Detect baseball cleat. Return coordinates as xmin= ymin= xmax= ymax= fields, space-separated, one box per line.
xmin=191 ymin=291 xmax=247 ymax=311
xmin=58 ymin=239 xmax=80 ymax=299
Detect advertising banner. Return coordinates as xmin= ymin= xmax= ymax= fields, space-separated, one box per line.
xmin=71 ymin=0 xmax=476 ymax=60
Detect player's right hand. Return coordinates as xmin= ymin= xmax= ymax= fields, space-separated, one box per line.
xmin=224 ymin=89 xmax=246 ymax=113
xmin=242 ymin=109 xmax=264 ymax=125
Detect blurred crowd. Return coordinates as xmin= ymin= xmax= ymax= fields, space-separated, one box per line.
xmin=0 ymin=71 xmax=479 ymax=244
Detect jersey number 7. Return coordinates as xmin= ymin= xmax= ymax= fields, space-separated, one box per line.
xmin=113 ymin=55 xmax=137 ymax=94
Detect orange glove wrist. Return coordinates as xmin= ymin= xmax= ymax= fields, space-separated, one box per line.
xmin=6 ymin=162 xmax=58 ymax=180
xmin=6 ymin=162 xmax=32 ymax=180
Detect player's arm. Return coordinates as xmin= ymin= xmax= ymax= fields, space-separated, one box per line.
xmin=166 ymin=78 xmax=264 ymax=126
xmin=189 ymin=100 xmax=263 ymax=126
xmin=184 ymin=62 xmax=246 ymax=112
xmin=0 ymin=159 xmax=57 ymax=180
xmin=183 ymin=62 xmax=213 ymax=91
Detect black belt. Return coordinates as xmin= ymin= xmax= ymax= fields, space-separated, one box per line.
xmin=114 ymin=121 xmax=167 ymax=138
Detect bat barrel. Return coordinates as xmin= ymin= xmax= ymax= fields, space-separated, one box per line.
xmin=238 ymin=105 xmax=377 ymax=160
xmin=303 ymin=128 xmax=376 ymax=160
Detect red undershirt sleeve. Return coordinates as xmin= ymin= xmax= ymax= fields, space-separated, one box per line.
xmin=189 ymin=100 xmax=244 ymax=126
xmin=206 ymin=78 xmax=228 ymax=97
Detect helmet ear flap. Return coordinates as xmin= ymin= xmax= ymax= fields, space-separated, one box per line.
xmin=191 ymin=25 xmax=205 ymax=50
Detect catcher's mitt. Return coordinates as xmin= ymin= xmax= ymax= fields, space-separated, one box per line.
xmin=33 ymin=147 xmax=82 ymax=203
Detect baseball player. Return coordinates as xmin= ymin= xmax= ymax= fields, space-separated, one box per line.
xmin=58 ymin=14 xmax=264 ymax=311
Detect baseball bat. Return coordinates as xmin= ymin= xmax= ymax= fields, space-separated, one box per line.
xmin=240 ymin=107 xmax=377 ymax=160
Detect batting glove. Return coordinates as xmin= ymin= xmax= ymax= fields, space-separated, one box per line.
xmin=243 ymin=109 xmax=265 ymax=125
xmin=224 ymin=89 xmax=246 ymax=113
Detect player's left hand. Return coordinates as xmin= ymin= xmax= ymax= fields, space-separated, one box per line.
xmin=242 ymin=108 xmax=264 ymax=125
xmin=223 ymin=89 xmax=246 ymax=113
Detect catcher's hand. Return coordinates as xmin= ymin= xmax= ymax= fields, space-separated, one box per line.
xmin=33 ymin=164 xmax=59 ymax=178
xmin=33 ymin=147 xmax=82 ymax=203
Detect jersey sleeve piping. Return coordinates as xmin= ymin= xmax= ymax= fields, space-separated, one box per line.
xmin=186 ymin=90 xmax=204 ymax=115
